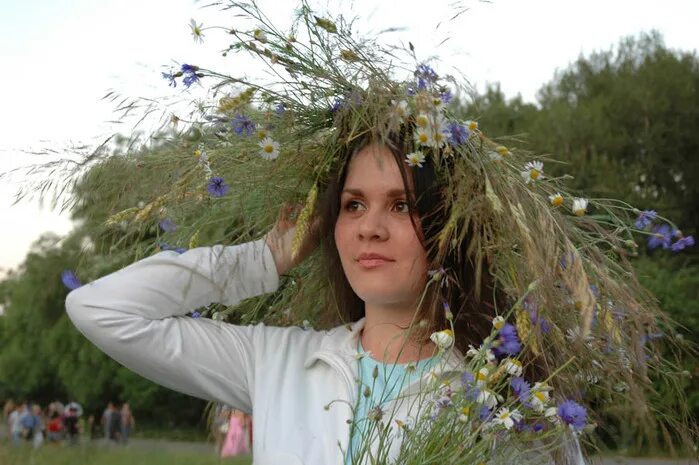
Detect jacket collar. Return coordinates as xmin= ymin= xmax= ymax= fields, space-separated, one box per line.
xmin=304 ymin=317 xmax=464 ymax=376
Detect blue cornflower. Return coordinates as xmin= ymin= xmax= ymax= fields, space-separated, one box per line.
xmin=494 ymin=323 xmax=521 ymax=356
xmin=415 ymin=63 xmax=438 ymax=89
xmin=207 ymin=177 xmax=229 ymax=197
xmin=557 ymin=400 xmax=587 ymax=431
xmin=159 ymin=218 xmax=177 ymax=233
xmin=330 ymin=97 xmax=344 ymax=113
xmin=440 ymin=89 xmax=453 ymax=104
xmin=231 ymin=114 xmax=256 ymax=136
xmin=523 ymin=297 xmax=552 ymax=334
xmin=510 ymin=377 xmax=531 ymax=404
xmin=559 ymin=251 xmax=576 ymax=270
xmin=191 ymin=311 xmax=201 ymax=318
xmin=158 ymin=242 xmax=187 ymax=254
xmin=671 ymin=235 xmax=695 ymax=252
xmin=532 ymin=423 xmax=545 ymax=432
xmin=634 ymin=209 xmax=657 ymax=230
xmin=642 ymin=332 xmax=664 ymax=345
xmin=183 ymin=73 xmax=200 ymax=88
xmin=461 ymin=371 xmax=475 ymax=388
xmin=275 ymin=103 xmax=285 ymax=116
xmin=447 ymin=122 xmax=470 ymax=146
xmin=479 ymin=406 xmax=492 ymax=422
xmin=647 ymin=224 xmax=673 ymax=250
xmin=460 ymin=371 xmax=481 ymax=401
xmin=180 ymin=64 xmax=201 ymax=88
xmin=162 ymin=71 xmax=177 ymax=87
xmin=589 ymin=283 xmax=600 ymax=299
xmin=61 ymin=270 xmax=82 ymax=290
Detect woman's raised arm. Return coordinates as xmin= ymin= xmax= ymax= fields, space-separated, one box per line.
xmin=65 ymin=239 xmax=279 ymax=412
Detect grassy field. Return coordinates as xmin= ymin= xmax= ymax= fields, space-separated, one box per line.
xmin=0 ymin=444 xmax=252 ymax=465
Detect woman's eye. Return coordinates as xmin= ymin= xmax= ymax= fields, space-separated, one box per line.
xmin=394 ymin=201 xmax=410 ymax=213
xmin=344 ymin=200 xmax=364 ymax=212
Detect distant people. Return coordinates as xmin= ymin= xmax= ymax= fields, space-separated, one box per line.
xmin=101 ymin=402 xmax=115 ymax=440
xmin=9 ymin=404 xmax=23 ymax=445
xmin=19 ymin=402 xmax=36 ymax=442
xmin=46 ymin=411 xmax=64 ymax=443
xmin=120 ymin=402 xmax=134 ymax=444
xmin=219 ymin=410 xmax=249 ymax=457
xmin=213 ymin=404 xmax=230 ymax=454
xmin=63 ymin=406 xmax=80 ymax=445
xmin=108 ymin=403 xmax=122 ymax=442
xmin=3 ymin=399 xmax=15 ymax=441
xmin=30 ymin=404 xmax=44 ymax=448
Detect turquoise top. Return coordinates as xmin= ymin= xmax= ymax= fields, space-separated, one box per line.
xmin=345 ymin=340 xmax=439 ymax=465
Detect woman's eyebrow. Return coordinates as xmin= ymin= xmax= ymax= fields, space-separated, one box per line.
xmin=341 ymin=188 xmax=407 ymax=197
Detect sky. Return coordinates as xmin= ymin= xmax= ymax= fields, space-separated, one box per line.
xmin=0 ymin=0 xmax=697 ymax=273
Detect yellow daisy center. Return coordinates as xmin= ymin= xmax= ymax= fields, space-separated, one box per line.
xmin=468 ymin=121 xmax=479 ymax=130
xmin=416 ymin=115 xmax=429 ymax=127
xmin=264 ymin=145 xmax=274 ymax=153
xmin=529 ymin=169 xmax=540 ymax=180
xmin=534 ymin=391 xmax=547 ymax=402
xmin=418 ymin=133 xmax=429 ymax=143
xmin=551 ymin=196 xmax=563 ymax=207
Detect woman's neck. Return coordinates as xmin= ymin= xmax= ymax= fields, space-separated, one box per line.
xmin=360 ymin=304 xmax=435 ymax=364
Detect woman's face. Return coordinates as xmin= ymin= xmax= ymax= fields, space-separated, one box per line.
xmin=334 ymin=143 xmax=429 ymax=309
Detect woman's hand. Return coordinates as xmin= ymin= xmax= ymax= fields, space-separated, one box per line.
xmin=264 ymin=203 xmax=320 ymax=275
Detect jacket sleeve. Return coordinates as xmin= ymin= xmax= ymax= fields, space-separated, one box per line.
xmin=65 ymin=239 xmax=279 ymax=413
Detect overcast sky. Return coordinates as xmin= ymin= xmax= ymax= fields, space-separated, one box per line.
xmin=1 ymin=0 xmax=697 ymax=272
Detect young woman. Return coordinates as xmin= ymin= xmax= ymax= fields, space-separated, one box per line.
xmin=65 ymin=141 xmax=488 ymax=465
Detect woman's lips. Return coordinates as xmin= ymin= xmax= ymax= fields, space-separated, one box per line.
xmin=356 ymin=253 xmax=394 ymax=269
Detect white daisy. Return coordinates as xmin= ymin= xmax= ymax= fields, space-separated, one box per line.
xmin=466 ymin=120 xmax=479 ymax=131
xmin=430 ymin=329 xmax=454 ymax=350
xmin=572 ymin=198 xmax=588 ymax=216
xmin=258 ymin=137 xmax=280 ymax=160
xmin=494 ymin=407 xmax=523 ymax=430
xmin=476 ymin=389 xmax=501 ymax=409
xmin=521 ymin=161 xmax=544 ymax=184
xmin=430 ymin=120 xmax=450 ymax=148
xmin=530 ymin=382 xmax=552 ymax=412
xmin=405 ymin=151 xmax=426 ymax=168
xmin=253 ymin=28 xmax=268 ymax=43
xmin=544 ymin=406 xmax=560 ymax=425
xmin=466 ymin=344 xmax=496 ymax=364
xmin=495 ymin=145 xmax=511 ymax=157
xmin=415 ymin=113 xmax=431 ymax=129
xmin=189 ymin=19 xmax=205 ymax=43
xmin=502 ymin=358 xmax=523 ymax=377
xmin=393 ymin=100 xmax=410 ymax=123
xmin=549 ymin=192 xmax=564 ymax=207
xmin=414 ymin=127 xmax=433 ymax=146
xmin=475 ymin=367 xmax=490 ymax=387
xmin=430 ymin=94 xmax=445 ymax=112
xmin=492 ymin=316 xmax=505 ymax=330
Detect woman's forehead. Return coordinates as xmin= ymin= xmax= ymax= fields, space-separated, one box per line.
xmin=344 ymin=143 xmax=408 ymax=190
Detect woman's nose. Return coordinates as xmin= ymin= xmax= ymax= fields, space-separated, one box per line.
xmin=357 ymin=208 xmax=389 ymax=240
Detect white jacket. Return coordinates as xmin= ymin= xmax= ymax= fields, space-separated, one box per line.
xmin=65 ymin=239 xmax=464 ymax=464
xmin=65 ymin=239 xmax=584 ymax=465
